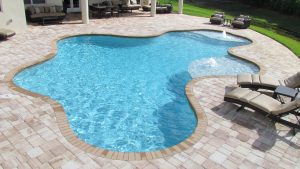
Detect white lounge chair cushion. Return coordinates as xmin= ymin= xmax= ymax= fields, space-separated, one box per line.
xmin=252 ymin=74 xmax=260 ymax=84
xmin=249 ymin=94 xmax=281 ymax=113
xmin=259 ymin=76 xmax=280 ymax=87
xmin=237 ymin=73 xmax=280 ymax=88
xmin=240 ymin=90 xmax=260 ymax=103
xmin=237 ymin=74 xmax=252 ymax=85
xmin=225 ymin=88 xmax=252 ymax=100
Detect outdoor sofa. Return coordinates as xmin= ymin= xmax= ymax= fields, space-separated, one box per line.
xmin=237 ymin=72 xmax=300 ymax=91
xmin=25 ymin=5 xmax=66 ymax=24
xmin=142 ymin=3 xmax=172 ymax=13
xmin=224 ymin=87 xmax=300 ymax=135
xmin=232 ymin=15 xmax=251 ymax=29
xmin=0 ymin=28 xmax=15 ymax=40
xmin=209 ymin=11 xmax=225 ymax=25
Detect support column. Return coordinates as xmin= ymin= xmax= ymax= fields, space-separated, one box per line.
xmin=81 ymin=0 xmax=89 ymax=24
xmin=178 ymin=0 xmax=183 ymax=14
xmin=151 ymin=0 xmax=156 ymax=17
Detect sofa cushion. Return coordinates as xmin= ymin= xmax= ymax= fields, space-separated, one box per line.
xmin=30 ymin=12 xmax=66 ymax=19
xmin=39 ymin=7 xmax=45 ymax=13
xmin=55 ymin=6 xmax=63 ymax=12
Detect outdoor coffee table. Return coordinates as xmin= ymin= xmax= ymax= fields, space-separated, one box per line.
xmin=42 ymin=17 xmax=61 ymax=25
xmin=273 ymin=85 xmax=299 ymax=103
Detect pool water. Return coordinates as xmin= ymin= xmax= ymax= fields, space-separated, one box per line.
xmin=14 ymin=31 xmax=258 ymax=152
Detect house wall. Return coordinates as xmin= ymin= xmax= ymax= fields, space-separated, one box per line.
xmin=24 ymin=0 xmax=63 ymax=7
xmin=0 ymin=0 xmax=27 ymax=33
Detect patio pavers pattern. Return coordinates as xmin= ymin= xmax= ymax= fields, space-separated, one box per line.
xmin=0 ymin=14 xmax=300 ymax=168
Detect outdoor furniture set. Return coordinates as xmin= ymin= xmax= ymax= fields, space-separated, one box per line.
xmin=224 ymin=72 xmax=300 ymax=135
xmin=89 ymin=0 xmax=142 ymax=18
xmin=210 ymin=11 xmax=251 ymax=29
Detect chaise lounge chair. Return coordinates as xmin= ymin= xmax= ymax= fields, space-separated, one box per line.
xmin=231 ymin=15 xmax=251 ymax=29
xmin=224 ymin=87 xmax=300 ymax=134
xmin=209 ymin=11 xmax=225 ymax=25
xmin=0 ymin=28 xmax=16 ymax=40
xmin=237 ymin=72 xmax=300 ymax=91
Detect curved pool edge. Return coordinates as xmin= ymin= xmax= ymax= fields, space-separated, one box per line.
xmin=4 ymin=29 xmax=263 ymax=161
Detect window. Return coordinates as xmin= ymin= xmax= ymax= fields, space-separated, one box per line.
xmin=24 ymin=0 xmax=46 ymax=5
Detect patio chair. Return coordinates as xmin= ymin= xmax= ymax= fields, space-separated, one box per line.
xmin=224 ymin=87 xmax=300 ymax=135
xmin=209 ymin=11 xmax=225 ymax=25
xmin=232 ymin=15 xmax=251 ymax=29
xmin=0 ymin=28 xmax=15 ymax=40
xmin=237 ymin=72 xmax=300 ymax=91
xmin=89 ymin=5 xmax=99 ymax=18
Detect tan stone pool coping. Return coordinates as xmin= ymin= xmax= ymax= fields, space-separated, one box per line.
xmin=4 ymin=29 xmax=265 ymax=161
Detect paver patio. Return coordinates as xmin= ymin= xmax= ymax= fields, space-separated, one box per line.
xmin=0 ymin=13 xmax=300 ymax=168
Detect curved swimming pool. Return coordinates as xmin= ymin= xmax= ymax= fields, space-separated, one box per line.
xmin=14 ymin=31 xmax=258 ymax=152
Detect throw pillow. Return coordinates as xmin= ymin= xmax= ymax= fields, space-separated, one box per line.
xmin=29 ymin=7 xmax=35 ymax=14
xmin=50 ymin=6 xmax=56 ymax=13
xmin=35 ymin=7 xmax=40 ymax=14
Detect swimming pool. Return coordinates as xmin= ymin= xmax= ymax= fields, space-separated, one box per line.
xmin=14 ymin=31 xmax=258 ymax=152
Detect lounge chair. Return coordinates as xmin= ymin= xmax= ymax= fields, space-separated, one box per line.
xmin=232 ymin=15 xmax=251 ymax=29
xmin=237 ymin=72 xmax=300 ymax=91
xmin=224 ymin=87 xmax=300 ymax=134
xmin=209 ymin=11 xmax=225 ymax=25
xmin=0 ymin=28 xmax=15 ymax=40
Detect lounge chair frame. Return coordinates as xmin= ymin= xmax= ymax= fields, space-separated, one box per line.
xmin=239 ymin=84 xmax=276 ymax=91
xmin=224 ymin=97 xmax=300 ymax=135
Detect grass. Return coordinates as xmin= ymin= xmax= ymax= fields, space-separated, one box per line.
xmin=160 ymin=0 xmax=300 ymax=57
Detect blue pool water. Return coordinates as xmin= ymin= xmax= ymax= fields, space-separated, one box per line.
xmin=14 ymin=31 xmax=258 ymax=152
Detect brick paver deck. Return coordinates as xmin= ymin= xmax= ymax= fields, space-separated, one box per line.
xmin=0 ymin=14 xmax=300 ymax=168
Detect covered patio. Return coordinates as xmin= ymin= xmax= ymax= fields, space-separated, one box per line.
xmin=80 ymin=0 xmax=184 ymax=24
